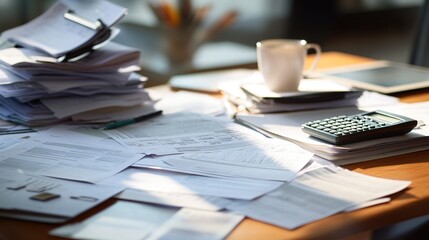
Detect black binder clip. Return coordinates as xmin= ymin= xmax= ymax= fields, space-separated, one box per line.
xmin=60 ymin=10 xmax=111 ymax=62
xmin=64 ymin=10 xmax=104 ymax=31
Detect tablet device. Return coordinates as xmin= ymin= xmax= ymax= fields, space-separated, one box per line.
xmin=322 ymin=61 xmax=429 ymax=94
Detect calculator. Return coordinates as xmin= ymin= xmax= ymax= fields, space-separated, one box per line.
xmin=301 ymin=110 xmax=418 ymax=145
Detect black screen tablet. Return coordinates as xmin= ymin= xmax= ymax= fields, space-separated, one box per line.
xmin=323 ymin=61 xmax=429 ymax=93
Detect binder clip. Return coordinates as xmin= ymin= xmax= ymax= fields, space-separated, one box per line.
xmin=60 ymin=10 xmax=111 ymax=62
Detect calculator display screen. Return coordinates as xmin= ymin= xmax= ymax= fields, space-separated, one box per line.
xmin=368 ymin=113 xmax=401 ymax=123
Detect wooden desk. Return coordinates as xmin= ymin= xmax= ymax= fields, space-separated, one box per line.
xmin=1 ymin=52 xmax=429 ymax=240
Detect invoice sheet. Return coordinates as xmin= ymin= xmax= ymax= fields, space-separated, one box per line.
xmin=227 ymin=167 xmax=410 ymax=229
xmin=103 ymin=112 xmax=274 ymax=156
xmin=0 ymin=138 xmax=144 ymax=183
xmin=100 ymin=168 xmax=283 ymax=200
xmin=117 ymin=189 xmax=232 ymax=211
xmin=147 ymin=208 xmax=244 ymax=240
xmin=41 ymin=124 xmax=123 ymax=147
xmin=0 ymin=170 xmax=123 ymax=217
xmin=160 ymin=138 xmax=312 ymax=181
xmin=293 ymin=167 xmax=410 ymax=203
xmin=50 ymin=201 xmax=177 ymax=240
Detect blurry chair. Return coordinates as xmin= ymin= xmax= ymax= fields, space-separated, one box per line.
xmin=374 ymin=2 xmax=429 ymax=238
xmin=410 ymin=0 xmax=429 ymax=67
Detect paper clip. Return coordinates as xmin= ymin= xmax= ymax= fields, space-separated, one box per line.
xmin=70 ymin=195 xmax=98 ymax=202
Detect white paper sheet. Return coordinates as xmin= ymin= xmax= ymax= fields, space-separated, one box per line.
xmin=103 ymin=112 xmax=274 ymax=156
xmin=0 ymin=171 xmax=123 ymax=217
xmin=0 ymin=138 xmax=143 ymax=183
xmin=41 ymin=92 xmax=152 ymax=119
xmin=154 ymin=91 xmax=225 ymax=116
xmin=50 ymin=201 xmax=177 ymax=240
xmin=162 ymin=138 xmax=312 ymax=181
xmin=2 ymin=0 xmax=126 ymax=57
xmin=100 ymin=168 xmax=283 ymax=200
xmin=147 ymin=208 xmax=244 ymax=240
xmin=117 ymin=189 xmax=233 ymax=211
xmin=227 ymin=167 xmax=410 ymax=229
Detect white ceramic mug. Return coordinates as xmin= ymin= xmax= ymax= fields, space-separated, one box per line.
xmin=256 ymin=39 xmax=321 ymax=92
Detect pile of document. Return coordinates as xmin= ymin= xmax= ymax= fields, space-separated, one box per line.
xmin=220 ymin=71 xmax=364 ymax=113
xmin=0 ymin=0 xmax=155 ymax=126
xmin=0 ymin=1 xmax=419 ymax=238
xmin=236 ymin=101 xmax=429 ymax=165
xmin=0 ymin=109 xmax=411 ymax=234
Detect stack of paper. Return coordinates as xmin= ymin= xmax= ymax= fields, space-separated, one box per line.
xmin=0 ymin=0 xmax=156 ymax=126
xmin=1 ymin=0 xmax=127 ymax=60
xmin=235 ymin=102 xmax=429 ymax=165
xmin=220 ymin=71 xmax=364 ymax=113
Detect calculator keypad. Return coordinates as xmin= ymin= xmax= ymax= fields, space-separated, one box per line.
xmin=301 ymin=110 xmax=418 ymax=145
xmin=304 ymin=115 xmax=387 ymax=137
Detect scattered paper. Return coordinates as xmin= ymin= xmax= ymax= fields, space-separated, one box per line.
xmin=0 ymin=138 xmax=144 ymax=183
xmin=227 ymin=167 xmax=410 ymax=229
xmin=50 ymin=201 xmax=177 ymax=240
xmin=147 ymin=208 xmax=244 ymax=240
xmin=0 ymin=171 xmax=123 ymax=218
xmin=162 ymin=138 xmax=312 ymax=181
xmin=117 ymin=189 xmax=233 ymax=211
xmin=100 ymin=168 xmax=282 ymax=200
xmin=104 ymin=112 xmax=268 ymax=156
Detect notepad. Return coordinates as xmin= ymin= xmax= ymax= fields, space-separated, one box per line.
xmin=322 ymin=61 xmax=429 ymax=94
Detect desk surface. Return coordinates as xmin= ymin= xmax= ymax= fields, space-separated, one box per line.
xmin=1 ymin=52 xmax=429 ymax=240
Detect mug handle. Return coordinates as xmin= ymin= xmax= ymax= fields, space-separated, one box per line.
xmin=304 ymin=43 xmax=321 ymax=77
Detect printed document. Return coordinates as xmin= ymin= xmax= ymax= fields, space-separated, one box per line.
xmin=161 ymin=138 xmax=312 ymax=181
xmin=147 ymin=208 xmax=244 ymax=240
xmin=50 ymin=201 xmax=177 ymax=240
xmin=227 ymin=167 xmax=410 ymax=229
xmin=0 ymin=170 xmax=123 ymax=218
xmin=103 ymin=112 xmax=270 ymax=156
xmin=100 ymin=168 xmax=283 ymax=200
xmin=117 ymin=189 xmax=233 ymax=211
xmin=0 ymin=138 xmax=143 ymax=183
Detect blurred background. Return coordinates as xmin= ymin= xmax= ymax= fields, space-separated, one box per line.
xmin=0 ymin=0 xmax=423 ymax=62
xmin=0 ymin=0 xmax=425 ymax=86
